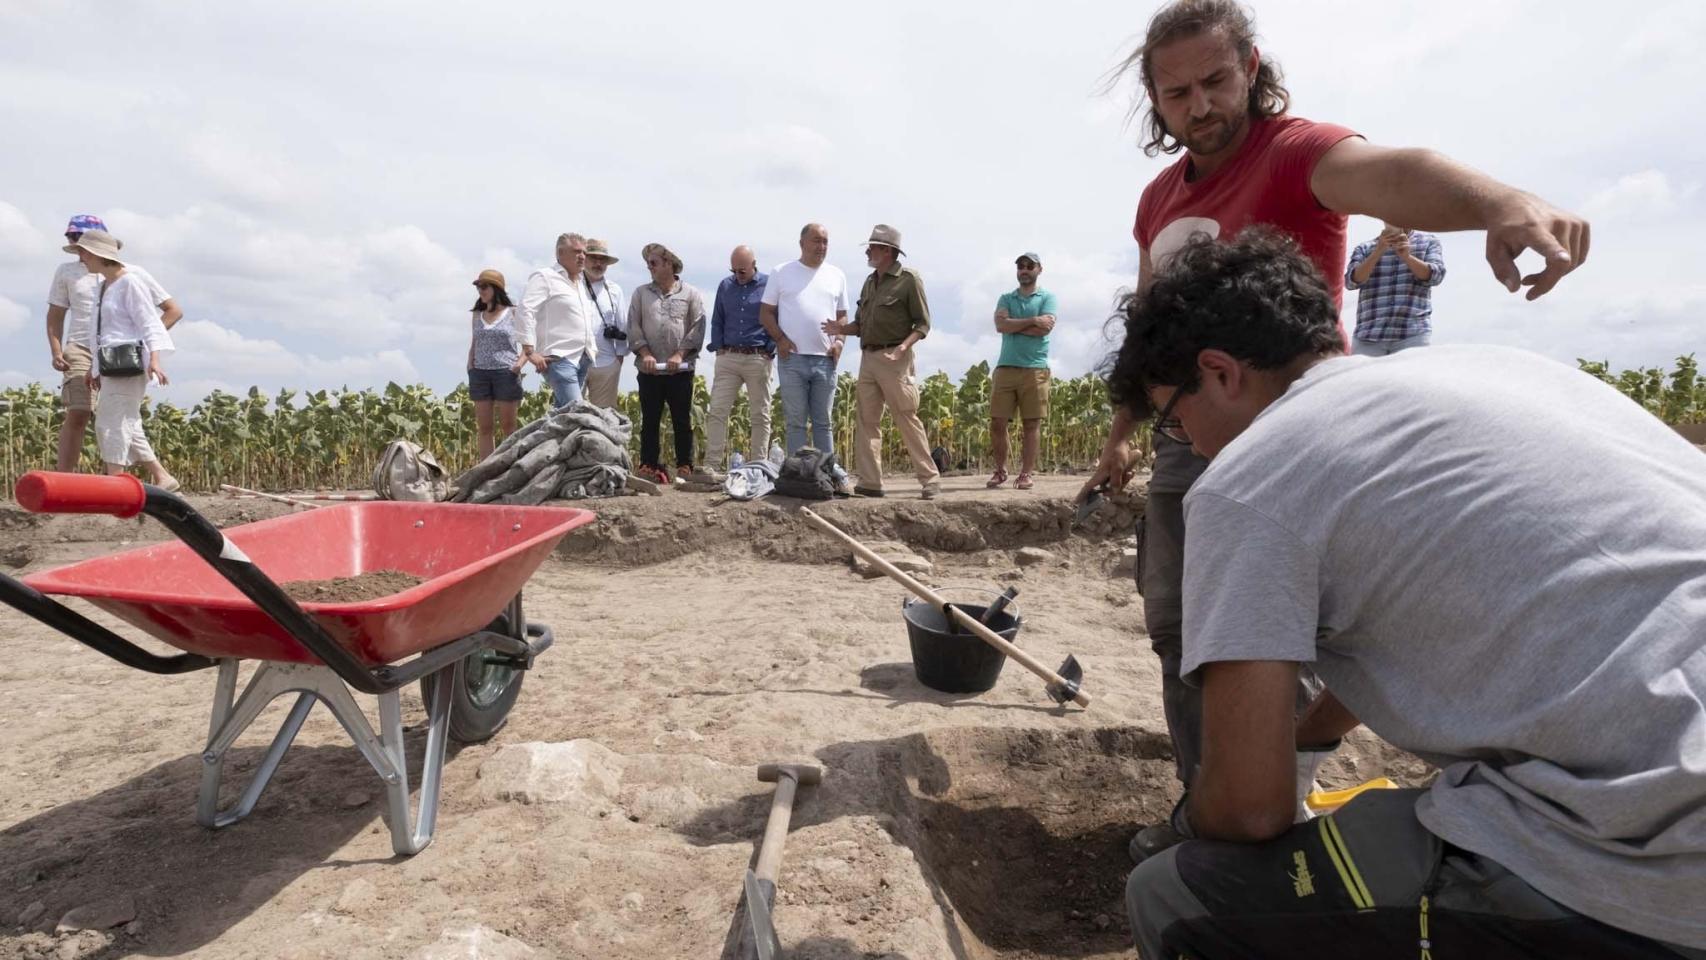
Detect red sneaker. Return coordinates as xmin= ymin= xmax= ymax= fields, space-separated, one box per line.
xmin=986 ymin=468 xmax=1008 ymax=488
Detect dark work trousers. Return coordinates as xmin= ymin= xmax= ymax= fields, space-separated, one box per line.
xmin=637 ymin=370 xmax=695 ymax=469
xmin=1139 ymin=436 xmax=1320 ymax=804
xmin=1126 ymin=788 xmax=1704 ymax=960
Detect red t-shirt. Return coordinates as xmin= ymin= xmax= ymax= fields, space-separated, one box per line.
xmin=1133 ymin=115 xmax=1359 ymax=308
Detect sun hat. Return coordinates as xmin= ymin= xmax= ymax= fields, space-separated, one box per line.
xmin=585 ymin=238 xmax=619 ymax=263
xmin=64 ymin=214 xmax=107 ymax=236
xmin=1015 ymin=251 xmax=1042 ymax=266
xmin=62 ymin=229 xmax=124 ymax=263
xmin=640 ymin=242 xmax=683 ymax=275
xmin=864 ymin=224 xmax=905 ymax=255
xmin=864 ymin=224 xmax=905 ymax=256
xmin=472 ymin=268 xmax=506 ymax=289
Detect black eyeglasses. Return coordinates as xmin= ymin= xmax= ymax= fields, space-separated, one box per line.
xmin=1152 ymin=386 xmax=1191 ymax=445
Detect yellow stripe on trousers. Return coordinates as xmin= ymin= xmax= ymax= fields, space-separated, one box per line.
xmin=1317 ymin=815 xmax=1376 ymax=911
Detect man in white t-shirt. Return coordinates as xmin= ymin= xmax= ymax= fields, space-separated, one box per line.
xmin=759 ymin=223 xmax=849 ymax=458
xmin=583 ymin=237 xmax=628 ymax=408
xmin=1113 ymin=229 xmax=1706 ymax=960
xmin=45 ymin=214 xmax=182 ymax=472
xmin=519 ymin=232 xmax=598 ymax=409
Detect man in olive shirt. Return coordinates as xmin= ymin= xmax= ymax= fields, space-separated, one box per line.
xmin=822 ymin=224 xmax=941 ymax=499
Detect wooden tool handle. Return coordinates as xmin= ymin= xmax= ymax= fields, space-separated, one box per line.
xmin=220 ymin=484 xmax=323 ymax=509
xmin=800 ymin=508 xmax=1090 ymax=707
xmin=753 ymin=775 xmax=799 ymax=884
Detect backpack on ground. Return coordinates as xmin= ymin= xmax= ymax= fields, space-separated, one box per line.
xmin=372 ymin=439 xmax=450 ymax=502
xmin=774 ymin=447 xmax=839 ymax=500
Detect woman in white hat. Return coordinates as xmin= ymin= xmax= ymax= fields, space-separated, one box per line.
xmin=70 ymin=230 xmax=179 ymax=491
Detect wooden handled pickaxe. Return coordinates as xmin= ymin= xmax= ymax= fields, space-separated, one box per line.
xmin=736 ymin=763 xmax=822 ymax=960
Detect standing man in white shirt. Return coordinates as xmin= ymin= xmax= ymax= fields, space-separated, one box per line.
xmin=520 ymin=232 xmax=598 ymax=409
xmin=759 ymin=223 xmax=849 ymax=458
xmin=44 ymin=214 xmax=182 ymax=472
xmin=582 ymin=237 xmax=628 ymax=408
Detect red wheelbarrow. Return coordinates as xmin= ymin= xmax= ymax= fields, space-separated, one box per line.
xmin=0 ymin=472 xmax=594 ymax=856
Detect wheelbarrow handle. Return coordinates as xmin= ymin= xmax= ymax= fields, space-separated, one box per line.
xmin=15 ymin=471 xmax=147 ymax=518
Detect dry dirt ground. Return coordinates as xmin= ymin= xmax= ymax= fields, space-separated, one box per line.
xmin=0 ymin=475 xmax=1426 ymax=960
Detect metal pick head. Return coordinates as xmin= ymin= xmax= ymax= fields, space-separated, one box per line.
xmin=744 ymin=869 xmax=781 ymax=960
xmin=1071 ymin=486 xmax=1106 ymax=530
xmin=1047 ymin=654 xmax=1084 ymax=704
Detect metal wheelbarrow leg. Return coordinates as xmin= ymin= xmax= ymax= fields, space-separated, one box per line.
xmin=197 ymin=661 xmax=460 ymax=855
xmin=197 ymin=657 xmax=459 ymax=856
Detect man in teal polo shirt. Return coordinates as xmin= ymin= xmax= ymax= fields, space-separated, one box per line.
xmin=987 ymin=252 xmax=1057 ymax=489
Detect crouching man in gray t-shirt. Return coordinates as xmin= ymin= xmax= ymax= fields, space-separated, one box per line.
xmin=1113 ymin=228 xmax=1706 ymax=959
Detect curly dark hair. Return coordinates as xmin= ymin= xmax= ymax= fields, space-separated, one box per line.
xmin=1106 ymin=228 xmax=1342 ymax=418
xmin=1108 ymin=0 xmax=1290 ymax=158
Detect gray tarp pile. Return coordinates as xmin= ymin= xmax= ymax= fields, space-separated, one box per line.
xmin=451 ymin=401 xmax=633 ymax=504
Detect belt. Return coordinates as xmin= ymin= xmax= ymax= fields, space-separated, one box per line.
xmin=721 ymin=345 xmax=774 ymax=356
xmin=861 ymin=343 xmax=904 ymax=352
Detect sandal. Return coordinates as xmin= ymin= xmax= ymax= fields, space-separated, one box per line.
xmin=1015 ymin=473 xmax=1033 ymax=490
xmin=986 ymin=468 xmax=1008 ymax=488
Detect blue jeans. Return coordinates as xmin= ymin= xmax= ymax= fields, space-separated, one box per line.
xmin=778 ymin=353 xmax=836 ymax=455
xmin=545 ymin=354 xmax=592 ymax=408
xmin=1351 ymin=331 xmax=1430 ymax=356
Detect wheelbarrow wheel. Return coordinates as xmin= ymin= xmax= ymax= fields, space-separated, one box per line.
xmin=420 ymin=608 xmax=525 ymax=744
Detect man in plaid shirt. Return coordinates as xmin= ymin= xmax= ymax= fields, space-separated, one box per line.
xmin=1344 ymin=223 xmax=1447 ymax=355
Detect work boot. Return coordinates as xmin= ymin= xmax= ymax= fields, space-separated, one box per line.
xmin=1131 ymin=795 xmax=1193 ymax=864
xmin=1128 ymin=822 xmax=1185 ymax=864
xmin=921 ymin=481 xmax=941 ymax=500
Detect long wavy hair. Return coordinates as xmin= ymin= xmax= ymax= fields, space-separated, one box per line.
xmin=1109 ymin=0 xmax=1291 ymax=158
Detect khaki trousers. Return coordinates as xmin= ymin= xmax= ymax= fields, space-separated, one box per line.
xmin=854 ymin=347 xmax=939 ymax=490
xmin=705 ymin=351 xmax=773 ymax=467
xmin=585 ymin=359 xmax=622 ymax=409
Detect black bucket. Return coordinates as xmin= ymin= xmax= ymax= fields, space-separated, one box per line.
xmin=902 ymin=597 xmax=1022 ymax=694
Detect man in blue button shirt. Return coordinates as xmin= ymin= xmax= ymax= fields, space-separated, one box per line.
xmin=704 ymin=245 xmax=773 ymax=473
xmin=1344 ymin=223 xmax=1447 ymax=355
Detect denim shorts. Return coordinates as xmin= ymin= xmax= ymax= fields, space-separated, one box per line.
xmin=469 ymin=367 xmax=524 ymax=402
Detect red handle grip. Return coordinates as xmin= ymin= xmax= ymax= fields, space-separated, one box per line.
xmin=14 ymin=471 xmax=147 ymax=518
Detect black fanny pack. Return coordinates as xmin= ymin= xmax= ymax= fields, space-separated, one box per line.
xmin=95 ymin=282 xmax=146 ymax=378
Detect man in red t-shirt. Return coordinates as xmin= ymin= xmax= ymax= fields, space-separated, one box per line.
xmin=1087 ymin=0 xmax=1590 ymax=870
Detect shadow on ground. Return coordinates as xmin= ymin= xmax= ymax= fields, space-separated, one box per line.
xmin=1 ymin=725 xmax=454 ymax=956
xmin=679 ymin=724 xmax=1181 ymax=959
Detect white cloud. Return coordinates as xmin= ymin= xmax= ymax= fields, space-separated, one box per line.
xmin=0 ymin=294 xmax=26 ymax=337
xmin=155 ymin=320 xmax=422 ymax=403
xmin=0 ymin=201 xmax=46 ymax=264
xmin=1582 ymin=170 xmax=1698 ymax=222
xmin=186 ymin=128 xmax=305 ymax=210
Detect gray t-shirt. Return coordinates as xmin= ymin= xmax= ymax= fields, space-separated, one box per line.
xmin=1182 ymin=346 xmax=1706 ymax=949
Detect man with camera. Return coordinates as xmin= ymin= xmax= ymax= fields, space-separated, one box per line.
xmin=583 ymin=237 xmax=628 ymax=408
xmin=1344 ymin=223 xmax=1447 ymax=356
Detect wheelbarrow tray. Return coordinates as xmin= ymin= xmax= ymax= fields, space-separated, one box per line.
xmin=24 ymin=501 xmax=593 ymax=665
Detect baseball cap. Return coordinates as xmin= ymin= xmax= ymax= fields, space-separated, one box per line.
xmin=1015 ymin=251 xmax=1042 ymax=265
xmin=64 ymin=214 xmax=107 ymax=236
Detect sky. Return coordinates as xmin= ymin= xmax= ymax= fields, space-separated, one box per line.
xmin=1 ymin=0 xmax=1701 ymax=407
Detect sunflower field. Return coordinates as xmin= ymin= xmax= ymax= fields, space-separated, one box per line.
xmin=0 ymin=365 xmax=1125 ymax=494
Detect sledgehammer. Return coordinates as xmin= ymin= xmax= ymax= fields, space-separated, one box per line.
xmin=735 ymin=763 xmax=822 ymax=960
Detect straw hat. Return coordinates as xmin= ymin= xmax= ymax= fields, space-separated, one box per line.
xmin=864 ymin=224 xmax=905 ymax=256
xmin=63 ymin=229 xmax=124 ymax=263
xmin=472 ymin=268 xmax=506 ymax=289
